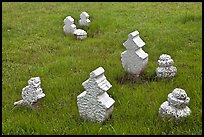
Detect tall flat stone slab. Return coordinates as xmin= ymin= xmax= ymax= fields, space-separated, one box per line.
xmin=156 ymin=54 xmax=177 ymax=78
xmin=63 ymin=16 xmax=77 ymax=34
xmin=14 ymin=77 xmax=45 ymax=107
xmin=79 ymin=12 xmax=91 ymax=26
xmin=77 ymin=67 xmax=115 ymax=123
xmin=159 ymin=88 xmax=191 ymax=120
xmin=121 ymin=30 xmax=148 ymax=77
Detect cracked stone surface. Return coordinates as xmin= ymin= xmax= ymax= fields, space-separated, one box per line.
xmin=156 ymin=54 xmax=177 ymax=78
xmin=159 ymin=88 xmax=191 ymax=120
xmin=77 ymin=67 xmax=115 ymax=123
xmin=14 ymin=77 xmax=45 ymax=107
xmin=79 ymin=12 xmax=91 ymax=26
xmin=121 ymin=30 xmax=148 ymax=77
xmin=73 ymin=29 xmax=87 ymax=40
xmin=63 ymin=16 xmax=77 ymax=34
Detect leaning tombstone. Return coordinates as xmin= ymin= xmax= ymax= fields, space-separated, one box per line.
xmin=159 ymin=88 xmax=191 ymax=120
xmin=77 ymin=67 xmax=115 ymax=123
xmin=63 ymin=16 xmax=77 ymax=35
xmin=121 ymin=30 xmax=148 ymax=78
xmin=156 ymin=54 xmax=177 ymax=78
xmin=14 ymin=77 xmax=45 ymax=107
xmin=79 ymin=11 xmax=91 ymax=26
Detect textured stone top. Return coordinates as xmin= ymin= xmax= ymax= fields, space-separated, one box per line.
xmin=123 ymin=30 xmax=145 ymax=50
xmin=64 ymin=16 xmax=74 ymax=25
xmin=80 ymin=12 xmax=89 ymax=19
xmin=73 ymin=29 xmax=87 ymax=36
xmin=158 ymin=54 xmax=174 ymax=67
xmin=167 ymin=88 xmax=190 ymax=108
xmin=28 ymin=77 xmax=41 ymax=89
xmin=82 ymin=67 xmax=112 ymax=95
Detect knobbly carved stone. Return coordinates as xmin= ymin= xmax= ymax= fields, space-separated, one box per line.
xmin=79 ymin=12 xmax=91 ymax=26
xmin=77 ymin=67 xmax=115 ymax=123
xmin=63 ymin=16 xmax=77 ymax=34
xmin=159 ymin=88 xmax=191 ymax=120
xmin=156 ymin=54 xmax=177 ymax=78
xmin=121 ymin=30 xmax=148 ymax=77
xmin=14 ymin=77 xmax=45 ymax=107
xmin=73 ymin=29 xmax=87 ymax=40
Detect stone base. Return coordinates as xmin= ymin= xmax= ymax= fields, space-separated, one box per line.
xmin=159 ymin=101 xmax=191 ymax=120
xmin=156 ymin=66 xmax=177 ymax=78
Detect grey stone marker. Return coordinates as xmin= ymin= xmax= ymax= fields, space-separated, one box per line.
xmin=79 ymin=12 xmax=91 ymax=26
xmin=159 ymin=88 xmax=191 ymax=120
xmin=63 ymin=16 xmax=77 ymax=35
xmin=121 ymin=30 xmax=148 ymax=77
xmin=77 ymin=67 xmax=115 ymax=123
xmin=73 ymin=29 xmax=87 ymax=40
xmin=156 ymin=54 xmax=177 ymax=78
xmin=14 ymin=77 xmax=45 ymax=107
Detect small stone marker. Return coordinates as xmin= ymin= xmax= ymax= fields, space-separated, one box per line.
xmin=63 ymin=16 xmax=77 ymax=34
xmin=79 ymin=12 xmax=91 ymax=26
xmin=156 ymin=54 xmax=177 ymax=78
xmin=159 ymin=88 xmax=191 ymax=120
xmin=73 ymin=29 xmax=87 ymax=40
xmin=14 ymin=77 xmax=45 ymax=107
xmin=121 ymin=30 xmax=148 ymax=77
xmin=77 ymin=67 xmax=115 ymax=123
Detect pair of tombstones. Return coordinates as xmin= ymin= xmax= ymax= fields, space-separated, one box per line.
xmin=63 ymin=12 xmax=90 ymax=40
xmin=121 ymin=30 xmax=176 ymax=78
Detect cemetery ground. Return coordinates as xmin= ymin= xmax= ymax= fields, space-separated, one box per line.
xmin=2 ymin=2 xmax=202 ymax=135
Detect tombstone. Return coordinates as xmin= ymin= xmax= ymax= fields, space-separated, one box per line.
xmin=77 ymin=67 xmax=115 ymax=123
xmin=14 ymin=77 xmax=45 ymax=107
xmin=159 ymin=88 xmax=191 ymax=120
xmin=121 ymin=30 xmax=148 ymax=77
xmin=156 ymin=54 xmax=177 ymax=78
xmin=63 ymin=16 xmax=77 ymax=34
xmin=73 ymin=29 xmax=87 ymax=40
xmin=79 ymin=12 xmax=91 ymax=26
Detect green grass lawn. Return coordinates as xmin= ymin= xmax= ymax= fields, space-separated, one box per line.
xmin=2 ymin=2 xmax=202 ymax=135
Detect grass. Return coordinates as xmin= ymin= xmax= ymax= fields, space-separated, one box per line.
xmin=2 ymin=2 xmax=202 ymax=135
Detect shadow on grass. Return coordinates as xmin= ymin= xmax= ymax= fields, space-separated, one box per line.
xmin=115 ymin=72 xmax=174 ymax=85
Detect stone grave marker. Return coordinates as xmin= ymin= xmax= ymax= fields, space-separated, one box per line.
xmin=73 ymin=29 xmax=87 ymax=40
xmin=159 ymin=88 xmax=191 ymax=120
xmin=156 ymin=54 xmax=177 ymax=78
xmin=14 ymin=77 xmax=45 ymax=107
xmin=63 ymin=16 xmax=77 ymax=35
xmin=79 ymin=11 xmax=91 ymax=26
xmin=121 ymin=30 xmax=148 ymax=77
xmin=77 ymin=67 xmax=115 ymax=123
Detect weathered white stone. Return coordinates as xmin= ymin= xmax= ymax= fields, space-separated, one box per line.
xmin=159 ymin=88 xmax=191 ymax=120
xmin=77 ymin=67 xmax=115 ymax=123
xmin=73 ymin=29 xmax=87 ymax=40
xmin=79 ymin=12 xmax=91 ymax=26
xmin=121 ymin=30 xmax=148 ymax=77
xmin=14 ymin=77 xmax=45 ymax=107
xmin=156 ymin=54 xmax=177 ymax=78
xmin=63 ymin=16 xmax=77 ymax=34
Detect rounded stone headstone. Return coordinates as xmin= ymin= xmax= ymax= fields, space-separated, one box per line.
xmin=159 ymin=88 xmax=191 ymax=120
xmin=156 ymin=54 xmax=177 ymax=78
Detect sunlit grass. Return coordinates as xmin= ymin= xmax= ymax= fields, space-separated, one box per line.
xmin=2 ymin=2 xmax=202 ymax=135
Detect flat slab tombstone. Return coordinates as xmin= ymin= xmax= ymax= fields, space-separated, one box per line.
xmin=121 ymin=30 xmax=148 ymax=77
xmin=14 ymin=77 xmax=45 ymax=107
xmin=156 ymin=54 xmax=177 ymax=78
xmin=159 ymin=88 xmax=191 ymax=120
xmin=77 ymin=67 xmax=115 ymax=123
xmin=79 ymin=11 xmax=91 ymax=26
